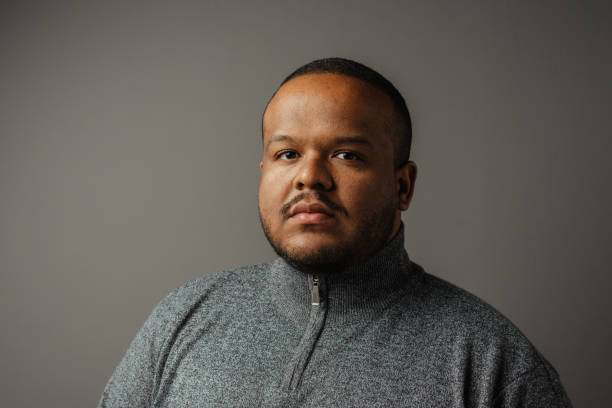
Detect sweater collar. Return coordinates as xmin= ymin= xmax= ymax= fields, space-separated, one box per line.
xmin=266 ymin=223 xmax=421 ymax=325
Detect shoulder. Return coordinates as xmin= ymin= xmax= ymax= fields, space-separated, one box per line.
xmin=402 ymin=264 xmax=572 ymax=405
xmin=146 ymin=262 xmax=270 ymax=329
xmin=407 ymin=263 xmax=572 ymax=404
xmin=408 ymin=264 xmax=542 ymax=370
xmin=411 ymin=263 xmax=529 ymax=341
xmin=167 ymin=262 xmax=268 ymax=299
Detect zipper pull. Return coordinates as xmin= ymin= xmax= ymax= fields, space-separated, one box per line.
xmin=312 ymin=275 xmax=320 ymax=306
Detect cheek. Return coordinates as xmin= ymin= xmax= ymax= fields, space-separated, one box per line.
xmin=257 ymin=181 xmax=273 ymax=214
xmin=258 ymin=170 xmax=288 ymax=217
xmin=342 ymin=176 xmax=395 ymax=211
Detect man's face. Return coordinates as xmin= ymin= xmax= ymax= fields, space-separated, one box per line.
xmin=258 ymin=73 xmax=414 ymax=272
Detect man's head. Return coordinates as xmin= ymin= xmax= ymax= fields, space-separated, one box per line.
xmin=258 ymin=57 xmax=417 ymax=273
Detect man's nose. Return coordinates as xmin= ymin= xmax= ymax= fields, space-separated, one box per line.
xmin=294 ymin=155 xmax=334 ymax=191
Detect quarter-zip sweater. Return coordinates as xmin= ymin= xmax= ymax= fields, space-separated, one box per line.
xmin=99 ymin=226 xmax=572 ymax=407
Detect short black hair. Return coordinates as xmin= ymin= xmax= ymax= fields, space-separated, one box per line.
xmin=271 ymin=57 xmax=412 ymax=167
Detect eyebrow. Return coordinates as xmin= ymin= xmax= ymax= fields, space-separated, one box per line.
xmin=265 ymin=135 xmax=292 ymax=150
xmin=334 ymin=136 xmax=373 ymax=147
xmin=265 ymin=135 xmax=373 ymax=150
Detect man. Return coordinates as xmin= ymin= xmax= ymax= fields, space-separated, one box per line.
xmin=99 ymin=58 xmax=572 ymax=407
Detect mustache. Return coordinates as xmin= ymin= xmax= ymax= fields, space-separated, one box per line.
xmin=280 ymin=192 xmax=347 ymax=217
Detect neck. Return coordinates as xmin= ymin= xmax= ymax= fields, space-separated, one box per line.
xmin=266 ymin=223 xmax=422 ymax=325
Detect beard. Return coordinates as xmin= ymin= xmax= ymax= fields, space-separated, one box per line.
xmin=258 ymin=195 xmax=397 ymax=274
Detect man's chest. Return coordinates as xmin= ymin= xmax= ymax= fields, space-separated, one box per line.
xmin=151 ymin=311 xmax=462 ymax=407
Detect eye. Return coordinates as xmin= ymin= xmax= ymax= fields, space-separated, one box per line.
xmin=334 ymin=151 xmax=362 ymax=161
xmin=276 ymin=150 xmax=299 ymax=160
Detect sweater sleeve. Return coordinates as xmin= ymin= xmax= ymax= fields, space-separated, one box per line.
xmin=97 ymin=294 xmax=176 ymax=408
xmin=492 ymin=360 xmax=573 ymax=408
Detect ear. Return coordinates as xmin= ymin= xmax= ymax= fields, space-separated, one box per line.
xmin=395 ymin=161 xmax=417 ymax=211
xmin=259 ymin=161 xmax=263 ymax=170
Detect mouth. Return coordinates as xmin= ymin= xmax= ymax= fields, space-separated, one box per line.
xmin=288 ymin=202 xmax=335 ymax=225
xmin=290 ymin=212 xmax=333 ymax=224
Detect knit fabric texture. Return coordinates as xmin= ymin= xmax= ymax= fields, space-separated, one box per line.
xmin=99 ymin=225 xmax=573 ymax=407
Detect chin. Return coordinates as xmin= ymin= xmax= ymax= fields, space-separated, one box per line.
xmin=277 ymin=238 xmax=353 ymax=272
xmin=261 ymin=216 xmax=353 ymax=271
xmin=286 ymin=233 xmax=343 ymax=251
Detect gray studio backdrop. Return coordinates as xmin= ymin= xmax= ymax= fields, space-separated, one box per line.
xmin=1 ymin=1 xmax=610 ymax=407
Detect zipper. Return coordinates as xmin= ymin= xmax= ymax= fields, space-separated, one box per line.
xmin=311 ymin=275 xmax=320 ymax=306
xmin=283 ymin=273 xmax=326 ymax=394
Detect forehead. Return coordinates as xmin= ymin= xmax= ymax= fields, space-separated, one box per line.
xmin=263 ymin=73 xmax=396 ymax=144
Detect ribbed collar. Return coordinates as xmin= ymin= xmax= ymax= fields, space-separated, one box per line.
xmin=266 ymin=223 xmax=422 ymax=326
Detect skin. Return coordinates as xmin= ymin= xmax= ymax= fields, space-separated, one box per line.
xmin=258 ymin=73 xmax=417 ymax=273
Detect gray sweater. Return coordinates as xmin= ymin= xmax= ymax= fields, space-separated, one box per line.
xmin=99 ymin=226 xmax=572 ymax=407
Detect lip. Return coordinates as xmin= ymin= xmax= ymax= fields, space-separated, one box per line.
xmin=288 ymin=202 xmax=334 ymax=225
xmin=289 ymin=202 xmax=333 ymax=217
